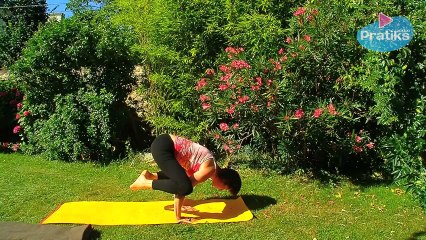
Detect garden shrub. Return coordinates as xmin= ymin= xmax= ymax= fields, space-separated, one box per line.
xmin=11 ymin=11 xmax=138 ymax=162
xmin=378 ymin=0 xmax=426 ymax=208
xmin=27 ymin=89 xmax=115 ymax=160
xmin=383 ymin=97 xmax=426 ymax=208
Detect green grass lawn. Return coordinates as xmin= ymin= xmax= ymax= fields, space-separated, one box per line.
xmin=1 ymin=153 xmax=425 ymax=240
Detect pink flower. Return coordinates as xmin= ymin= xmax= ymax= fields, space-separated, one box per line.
xmin=274 ymin=61 xmax=281 ymax=71
xmin=195 ymin=78 xmax=207 ymax=91
xmin=311 ymin=9 xmax=319 ymax=15
xmin=11 ymin=143 xmax=20 ymax=152
xmin=267 ymin=101 xmax=272 ymax=107
xmin=205 ymin=68 xmax=215 ymax=76
xmin=293 ymin=7 xmax=306 ymax=17
xmin=304 ymin=35 xmax=312 ymax=42
xmin=238 ymin=95 xmax=249 ymax=103
xmin=15 ymin=90 xmax=21 ymax=97
xmin=307 ymin=15 xmax=314 ymax=21
xmin=226 ymin=105 xmax=235 ymax=115
xmin=355 ymin=135 xmax=362 ymax=143
xmin=199 ymin=94 xmax=210 ymax=102
xmin=225 ymin=47 xmax=244 ymax=58
xmin=16 ymin=103 xmax=23 ymax=109
xmin=255 ymin=77 xmax=263 ymax=86
xmin=294 ymin=109 xmax=305 ymax=119
xmin=251 ymin=85 xmax=260 ymax=91
xmin=2 ymin=142 xmax=9 ymax=148
xmin=286 ymin=37 xmax=292 ymax=44
xmin=283 ymin=115 xmax=290 ymax=121
xmin=202 ymin=103 xmax=211 ymax=110
xmin=327 ymin=103 xmax=338 ymax=115
xmin=219 ymin=123 xmax=229 ymax=132
xmin=214 ymin=134 xmax=220 ymax=140
xmin=225 ymin=46 xmax=236 ymax=53
xmin=223 ymin=144 xmax=233 ymax=153
xmin=219 ymin=84 xmax=229 ymax=91
xmin=219 ymin=65 xmax=231 ymax=73
xmin=366 ymin=142 xmax=375 ymax=149
xmin=23 ymin=111 xmax=31 ymax=117
xmin=13 ymin=125 xmax=21 ymax=134
xmin=236 ymin=145 xmax=241 ymax=149
xmin=16 ymin=114 xmax=21 ymax=120
xmin=232 ymin=123 xmax=239 ymax=129
xmin=313 ymin=108 xmax=323 ymax=118
xmin=220 ymin=73 xmax=233 ymax=82
xmin=230 ymin=60 xmax=251 ymax=69
xmin=278 ymin=48 xmax=285 ymax=55
xmin=353 ymin=145 xmax=363 ymax=153
xmin=280 ymin=56 xmax=288 ymax=62
xmin=267 ymin=79 xmax=273 ymax=86
xmin=291 ymin=53 xmax=298 ymax=58
xmin=299 ymin=45 xmax=305 ymax=51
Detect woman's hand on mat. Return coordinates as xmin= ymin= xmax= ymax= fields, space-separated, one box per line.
xmin=181 ymin=206 xmax=198 ymax=212
xmin=177 ymin=218 xmax=194 ymax=224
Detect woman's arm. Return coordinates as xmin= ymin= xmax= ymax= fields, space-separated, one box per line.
xmin=189 ymin=160 xmax=216 ymax=186
xmin=174 ymin=194 xmax=184 ymax=220
xmin=174 ymin=194 xmax=192 ymax=223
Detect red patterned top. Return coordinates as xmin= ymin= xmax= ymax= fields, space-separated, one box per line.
xmin=173 ymin=136 xmax=214 ymax=176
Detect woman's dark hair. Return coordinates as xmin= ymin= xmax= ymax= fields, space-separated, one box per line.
xmin=217 ymin=168 xmax=241 ymax=196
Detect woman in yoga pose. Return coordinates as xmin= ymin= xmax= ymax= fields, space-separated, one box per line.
xmin=130 ymin=134 xmax=241 ymax=223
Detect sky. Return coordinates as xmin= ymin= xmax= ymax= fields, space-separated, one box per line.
xmin=46 ymin=0 xmax=73 ymax=18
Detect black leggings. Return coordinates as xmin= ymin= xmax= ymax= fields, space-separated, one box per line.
xmin=150 ymin=134 xmax=193 ymax=196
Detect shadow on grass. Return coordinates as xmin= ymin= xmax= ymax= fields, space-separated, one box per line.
xmin=407 ymin=231 xmax=426 ymax=240
xmin=201 ymin=194 xmax=276 ymax=211
xmin=309 ymin=168 xmax=393 ymax=189
xmin=85 ymin=227 xmax=101 ymax=240
xmin=241 ymin=194 xmax=277 ymax=211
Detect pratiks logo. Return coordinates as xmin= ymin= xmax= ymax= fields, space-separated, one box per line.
xmin=357 ymin=13 xmax=414 ymax=52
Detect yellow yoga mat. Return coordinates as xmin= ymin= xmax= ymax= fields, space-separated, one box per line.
xmin=41 ymin=197 xmax=253 ymax=225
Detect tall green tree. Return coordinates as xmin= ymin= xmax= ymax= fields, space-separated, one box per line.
xmin=0 ymin=0 xmax=47 ymax=68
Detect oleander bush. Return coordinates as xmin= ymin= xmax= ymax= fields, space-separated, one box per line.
xmin=198 ymin=0 xmax=425 ymax=184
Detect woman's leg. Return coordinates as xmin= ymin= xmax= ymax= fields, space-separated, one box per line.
xmin=148 ymin=134 xmax=193 ymax=195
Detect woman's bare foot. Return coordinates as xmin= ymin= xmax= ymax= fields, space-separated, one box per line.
xmin=130 ymin=172 xmax=153 ymax=191
xmin=142 ymin=170 xmax=156 ymax=180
